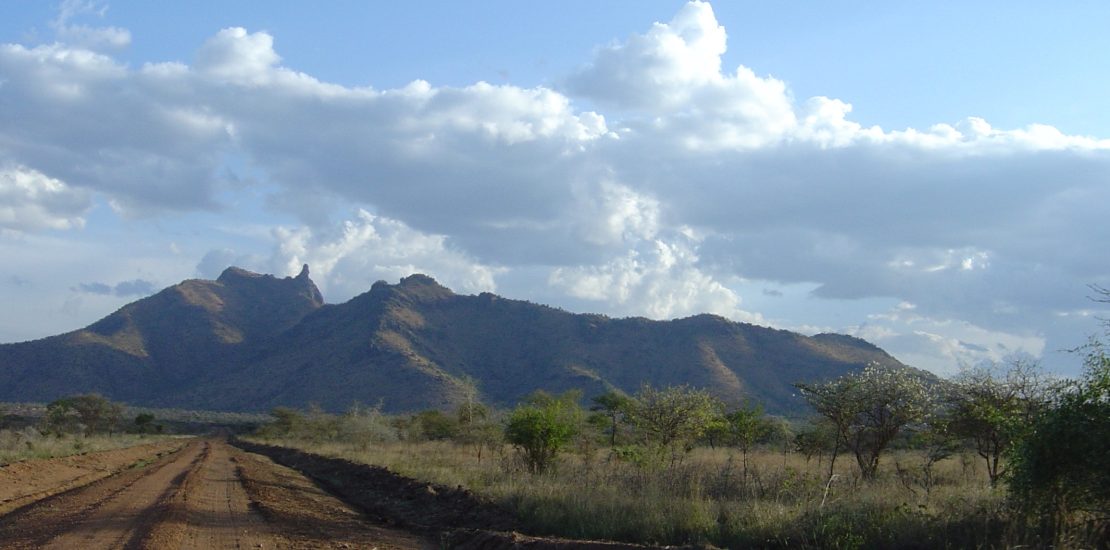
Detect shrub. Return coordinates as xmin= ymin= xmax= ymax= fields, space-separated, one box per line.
xmin=504 ymin=390 xmax=583 ymax=473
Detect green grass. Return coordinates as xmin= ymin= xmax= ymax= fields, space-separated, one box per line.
xmin=254 ymin=437 xmax=1014 ymax=548
xmin=0 ymin=427 xmax=174 ymax=466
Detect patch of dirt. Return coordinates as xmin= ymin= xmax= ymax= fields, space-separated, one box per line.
xmin=0 ymin=435 xmax=704 ymax=549
xmin=0 ymin=438 xmax=186 ymax=515
xmin=232 ymin=438 xmax=523 ymax=533
xmin=0 ymin=437 xmax=437 ymax=549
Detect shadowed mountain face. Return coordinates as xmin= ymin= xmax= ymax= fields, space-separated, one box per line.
xmin=0 ymin=268 xmax=906 ymax=414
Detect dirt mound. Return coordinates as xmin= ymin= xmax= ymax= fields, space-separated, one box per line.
xmin=232 ymin=438 xmax=521 ymax=533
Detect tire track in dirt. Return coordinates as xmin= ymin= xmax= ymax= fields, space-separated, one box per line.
xmin=0 ymin=437 xmax=438 ymax=549
xmin=0 ymin=439 xmax=186 ymax=516
xmin=141 ymin=439 xmax=276 ymax=549
xmin=0 ymin=439 xmax=205 ymax=549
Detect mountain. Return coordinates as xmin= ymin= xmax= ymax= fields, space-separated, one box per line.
xmin=0 ymin=267 xmax=907 ymax=414
xmin=0 ymin=266 xmax=323 ymax=404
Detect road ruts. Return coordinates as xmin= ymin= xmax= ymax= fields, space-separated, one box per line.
xmin=0 ymin=437 xmax=436 ymax=549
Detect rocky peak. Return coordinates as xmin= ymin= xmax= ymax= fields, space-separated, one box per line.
xmin=395 ymin=274 xmax=453 ymax=301
xmin=217 ymin=266 xmax=263 ymax=283
xmin=213 ymin=265 xmax=324 ymax=308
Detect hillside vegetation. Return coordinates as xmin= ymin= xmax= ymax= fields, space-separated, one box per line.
xmin=0 ymin=267 xmax=905 ymax=414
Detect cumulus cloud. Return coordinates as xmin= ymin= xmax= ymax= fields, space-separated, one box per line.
xmin=2 ymin=2 xmax=1109 ymax=375
xmin=0 ymin=42 xmax=231 ymax=214
xmin=268 ymin=209 xmax=501 ymax=301
xmin=568 ymin=1 xmax=795 ymax=150
xmin=550 ymin=234 xmax=762 ymax=323
xmin=0 ymin=166 xmax=90 ymax=232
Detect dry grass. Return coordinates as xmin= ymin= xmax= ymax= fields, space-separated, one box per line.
xmin=0 ymin=427 xmax=175 ymax=466
xmin=257 ymin=437 xmax=1013 ymax=548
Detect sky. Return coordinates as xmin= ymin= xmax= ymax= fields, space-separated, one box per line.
xmin=2 ymin=1 xmax=1109 ymax=377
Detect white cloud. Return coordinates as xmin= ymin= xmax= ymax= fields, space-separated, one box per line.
xmin=550 ymin=235 xmax=762 ymax=323
xmin=845 ymin=301 xmax=1048 ymax=375
xmin=1 ymin=2 xmax=1108 ymax=377
xmin=269 ymin=209 xmax=501 ymax=301
xmin=0 ymin=165 xmax=90 ymax=232
xmin=568 ymin=1 xmax=795 ymax=150
xmin=572 ymin=180 xmax=659 ymax=246
xmin=52 ymin=0 xmax=131 ymax=51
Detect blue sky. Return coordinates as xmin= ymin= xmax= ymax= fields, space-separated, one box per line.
xmin=2 ymin=1 xmax=1108 ymax=377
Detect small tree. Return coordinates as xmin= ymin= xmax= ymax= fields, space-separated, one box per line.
xmin=504 ymin=390 xmax=584 ymax=473
xmin=794 ymin=420 xmax=837 ymax=466
xmin=945 ymin=358 xmax=1048 ymax=486
xmin=44 ymin=394 xmax=123 ymax=436
xmin=590 ymin=391 xmax=633 ymax=448
xmin=337 ymin=402 xmax=397 ymax=449
xmin=629 ymin=384 xmax=723 ymax=467
xmin=724 ymin=403 xmax=773 ymax=480
xmin=455 ymin=401 xmax=501 ymax=463
xmin=412 ymin=409 xmax=459 ymax=441
xmin=797 ymin=364 xmax=931 ymax=479
xmin=134 ymin=413 xmax=156 ymax=434
xmin=263 ymin=407 xmax=304 ymax=438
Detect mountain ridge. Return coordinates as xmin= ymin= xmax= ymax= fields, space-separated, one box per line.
xmin=0 ymin=267 xmax=908 ymax=414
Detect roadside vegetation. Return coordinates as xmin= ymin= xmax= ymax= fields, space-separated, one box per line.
xmin=252 ymin=290 xmax=1110 ymax=548
xmin=0 ymin=394 xmax=174 ymax=465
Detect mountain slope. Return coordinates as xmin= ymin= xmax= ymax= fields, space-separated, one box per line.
xmin=0 ymin=266 xmax=323 ymax=403
xmin=159 ymin=273 xmax=907 ymax=414
xmin=0 ymin=268 xmax=906 ymax=414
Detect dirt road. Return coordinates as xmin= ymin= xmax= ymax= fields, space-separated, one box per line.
xmin=0 ymin=437 xmax=436 ymax=549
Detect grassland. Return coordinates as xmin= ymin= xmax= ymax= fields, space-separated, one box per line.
xmin=257 ymin=437 xmax=1012 ymax=548
xmin=0 ymin=428 xmax=176 ymax=466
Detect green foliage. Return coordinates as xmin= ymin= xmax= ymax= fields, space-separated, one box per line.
xmin=793 ymin=421 xmax=837 ymax=463
xmin=264 ymin=407 xmax=304 ymax=437
xmin=589 ymin=391 xmax=633 ymax=448
xmin=797 ymin=364 xmax=932 ymax=479
xmin=504 ymin=390 xmax=584 ymax=473
xmin=629 ymin=384 xmax=723 ymax=466
xmin=723 ymin=403 xmax=774 ymax=452
xmin=43 ymin=394 xmax=123 ymax=436
xmin=133 ymin=413 xmax=156 ymax=433
xmin=258 ymin=403 xmax=397 ymax=447
xmin=336 ymin=402 xmax=397 ymax=448
xmin=944 ymin=358 xmax=1048 ymax=485
xmin=454 ymin=401 xmax=501 ymax=462
xmin=412 ymin=409 xmax=459 ymax=441
xmin=1008 ymin=338 xmax=1110 ymax=546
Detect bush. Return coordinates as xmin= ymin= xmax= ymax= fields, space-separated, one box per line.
xmin=43 ymin=394 xmax=123 ymax=436
xmin=505 ymin=390 xmax=583 ymax=473
xmin=1008 ymin=341 xmax=1109 ymax=546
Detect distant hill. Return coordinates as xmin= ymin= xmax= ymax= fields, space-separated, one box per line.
xmin=0 ymin=267 xmax=908 ymax=414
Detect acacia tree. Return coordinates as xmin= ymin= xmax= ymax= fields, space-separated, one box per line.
xmin=797 ymin=364 xmax=932 ymax=479
xmin=723 ymin=403 xmax=773 ymax=480
xmin=505 ymin=390 xmax=584 ymax=473
xmin=945 ymin=358 xmax=1048 ymax=486
xmin=629 ymin=384 xmax=722 ymax=467
xmin=44 ymin=394 xmax=123 ymax=436
xmin=590 ymin=391 xmax=634 ymax=448
xmin=456 ymin=401 xmax=501 ymax=463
